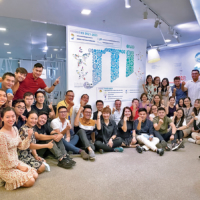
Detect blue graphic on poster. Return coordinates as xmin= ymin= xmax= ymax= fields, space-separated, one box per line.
xmin=195 ymin=52 xmax=200 ymax=63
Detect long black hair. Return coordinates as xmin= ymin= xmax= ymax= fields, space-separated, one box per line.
xmin=193 ymin=99 xmax=200 ymax=116
xmin=120 ymin=107 xmax=133 ymax=121
xmin=146 ymin=75 xmax=154 ymax=85
xmin=161 ymin=78 xmax=169 ymax=92
xmin=174 ymin=108 xmax=185 ymax=127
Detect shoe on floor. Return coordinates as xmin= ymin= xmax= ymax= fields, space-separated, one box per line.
xmin=57 ymin=159 xmax=73 ymax=169
xmin=188 ymin=138 xmax=196 ymax=144
xmin=80 ymin=150 xmax=89 ymax=160
xmin=0 ymin=178 xmax=5 ymax=187
xmin=114 ymin=147 xmax=124 ymax=152
xmin=161 ymin=140 xmax=171 ymax=151
xmin=63 ymin=157 xmax=76 ymax=166
xmin=179 ymin=141 xmax=185 ymax=148
xmin=99 ymin=149 xmax=104 ymax=154
xmin=157 ymin=148 xmax=164 ymax=156
xmin=136 ymin=145 xmax=143 ymax=153
xmin=89 ymin=150 xmax=96 ymax=160
xmin=171 ymin=143 xmax=179 ymax=151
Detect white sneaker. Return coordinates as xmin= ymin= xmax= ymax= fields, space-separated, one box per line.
xmin=188 ymin=138 xmax=196 ymax=144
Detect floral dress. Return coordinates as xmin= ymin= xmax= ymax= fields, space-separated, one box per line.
xmin=0 ymin=126 xmax=36 ymax=190
xmin=18 ymin=125 xmax=43 ymax=170
xmin=145 ymin=84 xmax=157 ymax=102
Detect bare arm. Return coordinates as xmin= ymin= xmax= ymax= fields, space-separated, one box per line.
xmin=142 ymin=84 xmax=148 ymax=94
xmin=96 ymin=112 xmax=102 ymax=130
xmin=44 ymin=77 xmax=60 ymax=93
xmin=121 ymin=117 xmax=127 ymax=132
xmin=169 ymin=122 xmax=176 ymax=134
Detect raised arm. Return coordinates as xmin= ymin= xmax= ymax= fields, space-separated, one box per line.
xmin=74 ymin=106 xmax=84 ymax=126
xmin=181 ymin=81 xmax=187 ymax=92
xmin=96 ymin=111 xmax=102 ymax=130
xmin=44 ymin=77 xmax=60 ymax=93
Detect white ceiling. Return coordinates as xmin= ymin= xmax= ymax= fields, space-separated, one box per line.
xmin=0 ymin=0 xmax=200 ymax=50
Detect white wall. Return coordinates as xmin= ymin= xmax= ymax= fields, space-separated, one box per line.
xmin=146 ymin=44 xmax=200 ymax=84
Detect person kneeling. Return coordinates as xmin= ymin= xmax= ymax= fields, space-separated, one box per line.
xmin=153 ymin=107 xmax=181 ymax=151
xmin=135 ymin=108 xmax=164 ymax=156
xmin=95 ymin=107 xmax=123 ymax=153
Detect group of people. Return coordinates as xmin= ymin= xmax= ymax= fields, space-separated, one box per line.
xmin=0 ymin=63 xmax=200 ymax=191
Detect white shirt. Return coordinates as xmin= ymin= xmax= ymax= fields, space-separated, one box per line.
xmin=74 ymin=104 xmax=93 ymax=119
xmin=110 ymin=108 xmax=123 ymax=125
xmin=185 ymin=80 xmax=200 ymax=105
xmin=50 ymin=117 xmax=70 ymax=136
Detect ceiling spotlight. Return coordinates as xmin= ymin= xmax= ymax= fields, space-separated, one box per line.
xmin=43 ymin=50 xmax=47 ymax=52
xmin=54 ymin=49 xmax=58 ymax=51
xmin=4 ymin=43 xmax=9 ymax=45
xmin=172 ymin=30 xmax=178 ymax=38
xmin=7 ymin=52 xmax=11 ymax=54
xmin=47 ymin=33 xmax=52 ymax=36
xmin=143 ymin=7 xmax=148 ymax=20
xmin=0 ymin=28 xmax=6 ymax=31
xmin=165 ymin=39 xmax=171 ymax=43
xmin=81 ymin=9 xmax=91 ymax=15
xmin=154 ymin=18 xmax=160 ymax=28
xmin=44 ymin=46 xmax=48 ymax=50
xmin=9 ymin=57 xmax=12 ymax=59
xmin=125 ymin=0 xmax=131 ymax=8
xmin=148 ymin=49 xmax=160 ymax=63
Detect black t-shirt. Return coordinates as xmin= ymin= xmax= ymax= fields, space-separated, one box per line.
xmin=14 ymin=116 xmax=25 ymax=130
xmin=34 ymin=124 xmax=53 ymax=135
xmin=96 ymin=119 xmax=117 ymax=144
xmin=117 ymin=119 xmax=135 ymax=139
xmin=32 ymin=104 xmax=51 ymax=116
xmin=93 ymin=111 xmax=103 ymax=120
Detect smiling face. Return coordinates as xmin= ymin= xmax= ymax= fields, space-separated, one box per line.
xmin=115 ymin=100 xmax=121 ymax=110
xmin=102 ymin=112 xmax=110 ymax=120
xmin=142 ymin=94 xmax=147 ymax=102
xmin=151 ymin=105 xmax=157 ymax=114
xmin=158 ymin=110 xmax=166 ymax=119
xmin=36 ymin=92 xmax=45 ymax=104
xmin=2 ymin=110 xmax=16 ymax=127
xmin=154 ymin=95 xmax=160 ymax=104
xmin=179 ymin=99 xmax=183 ymax=107
xmin=147 ymin=76 xmax=152 ymax=84
xmin=124 ymin=108 xmax=132 ymax=118
xmin=169 ymin=97 xmax=175 ymax=106
xmin=26 ymin=113 xmax=38 ymax=127
xmin=32 ymin=67 xmax=43 ymax=78
xmin=65 ymin=92 xmax=74 ymax=102
xmin=139 ymin=111 xmax=147 ymax=121
xmin=2 ymin=75 xmax=15 ymax=89
xmin=58 ymin=108 xmax=68 ymax=119
xmin=81 ymin=94 xmax=89 ymax=104
xmin=154 ymin=77 xmax=160 ymax=85
xmin=191 ymin=70 xmax=199 ymax=81
xmin=14 ymin=102 xmax=26 ymax=116
xmin=15 ymin=72 xmax=26 ymax=82
xmin=194 ymin=100 xmax=200 ymax=109
xmin=184 ymin=98 xmax=191 ymax=107
xmin=24 ymin=95 xmax=34 ymax=107
xmin=162 ymin=79 xmax=168 ymax=87
xmin=133 ymin=100 xmax=139 ymax=108
xmin=176 ymin=109 xmax=183 ymax=119
xmin=37 ymin=114 xmax=48 ymax=126
xmin=83 ymin=108 xmax=92 ymax=120
xmin=96 ymin=102 xmax=104 ymax=111
xmin=0 ymin=90 xmax=7 ymax=106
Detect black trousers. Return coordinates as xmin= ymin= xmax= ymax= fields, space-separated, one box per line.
xmin=154 ymin=130 xmax=177 ymax=143
xmin=175 ymin=130 xmax=184 ymax=140
xmin=94 ymin=137 xmax=123 ymax=152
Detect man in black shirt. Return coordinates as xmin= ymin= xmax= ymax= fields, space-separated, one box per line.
xmin=32 ymin=91 xmax=55 ymax=119
xmin=23 ymin=92 xmax=34 ymax=117
xmin=93 ymin=100 xmax=104 ymax=120
xmin=135 ymin=108 xmax=164 ymax=156
xmin=35 ymin=111 xmax=75 ymax=169
xmin=12 ymin=99 xmax=26 ymax=129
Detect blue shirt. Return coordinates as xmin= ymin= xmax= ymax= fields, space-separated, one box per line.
xmin=0 ymin=82 xmax=13 ymax=94
xmin=134 ymin=119 xmax=154 ymax=135
xmin=171 ymin=84 xmax=187 ymax=104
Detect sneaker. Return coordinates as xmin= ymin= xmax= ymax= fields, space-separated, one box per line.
xmin=0 ymin=178 xmax=5 ymax=187
xmin=99 ymin=149 xmax=104 ymax=154
xmin=80 ymin=150 xmax=89 ymax=160
xmin=114 ymin=147 xmax=124 ymax=152
xmin=179 ymin=141 xmax=185 ymax=148
xmin=171 ymin=143 xmax=179 ymax=151
xmin=89 ymin=150 xmax=96 ymax=160
xmin=136 ymin=146 xmax=143 ymax=153
xmin=157 ymin=148 xmax=164 ymax=156
xmin=161 ymin=140 xmax=171 ymax=151
xmin=57 ymin=159 xmax=73 ymax=169
xmin=63 ymin=157 xmax=76 ymax=166
xmin=188 ymin=138 xmax=196 ymax=144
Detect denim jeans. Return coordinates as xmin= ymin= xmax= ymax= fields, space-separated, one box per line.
xmin=62 ymin=135 xmax=80 ymax=154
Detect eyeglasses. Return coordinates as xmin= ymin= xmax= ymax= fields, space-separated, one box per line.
xmin=66 ymin=95 xmax=74 ymax=98
xmin=37 ymin=96 xmax=44 ymax=99
xmin=84 ymin=112 xmax=92 ymax=114
xmin=15 ymin=106 xmax=25 ymax=110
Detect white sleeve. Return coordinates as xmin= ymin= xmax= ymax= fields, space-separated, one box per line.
xmin=50 ymin=119 xmax=60 ymax=130
xmin=183 ymin=119 xmax=187 ymax=126
xmin=74 ymin=105 xmax=80 ymax=114
xmin=185 ymin=81 xmax=189 ymax=89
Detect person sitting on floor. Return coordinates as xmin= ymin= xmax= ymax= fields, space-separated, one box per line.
xmin=51 ymin=106 xmax=88 ymax=160
xmin=18 ymin=111 xmax=54 ymax=174
xmin=0 ymin=107 xmax=38 ymax=190
xmin=95 ymin=107 xmax=123 ymax=153
xmin=34 ymin=111 xmax=75 ymax=169
xmin=93 ymin=100 xmax=104 ymax=120
xmin=0 ymin=89 xmax=8 ymax=128
xmin=135 ymin=108 xmax=164 ymax=156
xmin=117 ymin=107 xmax=137 ymax=148
xmin=153 ymin=107 xmax=181 ymax=151
xmin=74 ymin=105 xmax=96 ymax=160
xmin=23 ymin=92 xmax=34 ymax=117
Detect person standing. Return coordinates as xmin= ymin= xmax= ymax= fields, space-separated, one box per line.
xmin=182 ymin=69 xmax=200 ymax=105
xmin=110 ymin=99 xmax=123 ymax=125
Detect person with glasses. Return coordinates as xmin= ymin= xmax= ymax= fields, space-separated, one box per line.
xmin=149 ymin=105 xmax=158 ymax=121
xmin=12 ymin=99 xmax=26 ymax=129
xmin=93 ymin=100 xmax=104 ymax=120
xmin=51 ymin=106 xmax=89 ymax=160
xmin=56 ymin=90 xmax=74 ymax=122
xmin=182 ymin=69 xmax=200 ymax=105
xmin=32 ymin=91 xmax=55 ymax=119
xmin=74 ymin=105 xmax=96 ymax=160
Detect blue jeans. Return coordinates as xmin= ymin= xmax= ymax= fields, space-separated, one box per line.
xmin=62 ymin=135 xmax=80 ymax=154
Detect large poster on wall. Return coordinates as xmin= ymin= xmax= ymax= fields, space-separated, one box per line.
xmin=67 ymin=26 xmax=147 ymax=109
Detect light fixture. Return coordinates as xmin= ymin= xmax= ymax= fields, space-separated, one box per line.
xmin=148 ymin=49 xmax=160 ymax=63
xmin=43 ymin=50 xmax=47 ymax=52
xmin=154 ymin=18 xmax=160 ymax=28
xmin=143 ymin=7 xmax=148 ymax=20
xmin=4 ymin=43 xmax=9 ymax=45
xmin=81 ymin=9 xmax=91 ymax=15
xmin=44 ymin=46 xmax=48 ymax=50
xmin=172 ymin=30 xmax=178 ymax=38
xmin=7 ymin=52 xmax=11 ymax=54
xmin=47 ymin=33 xmax=52 ymax=36
xmin=54 ymin=49 xmax=58 ymax=51
xmin=165 ymin=39 xmax=171 ymax=43
xmin=125 ymin=0 xmax=131 ymax=8
xmin=9 ymin=57 xmax=12 ymax=59
xmin=0 ymin=28 xmax=6 ymax=31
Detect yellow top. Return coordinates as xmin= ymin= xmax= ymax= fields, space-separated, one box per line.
xmin=56 ymin=100 xmax=73 ymax=121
